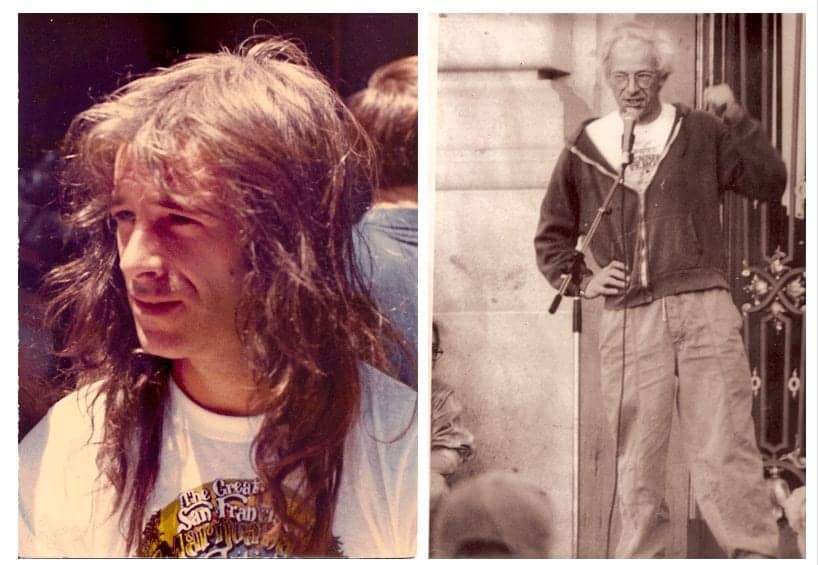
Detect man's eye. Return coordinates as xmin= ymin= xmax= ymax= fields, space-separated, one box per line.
xmin=111 ymin=210 xmax=135 ymax=224
xmin=169 ymin=214 xmax=198 ymax=226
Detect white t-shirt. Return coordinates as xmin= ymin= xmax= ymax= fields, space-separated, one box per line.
xmin=586 ymin=103 xmax=676 ymax=193
xmin=19 ymin=365 xmax=417 ymax=558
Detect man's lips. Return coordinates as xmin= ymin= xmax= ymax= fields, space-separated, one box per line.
xmin=130 ymin=296 xmax=184 ymax=316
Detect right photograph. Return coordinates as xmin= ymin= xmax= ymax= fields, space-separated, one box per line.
xmin=430 ymin=13 xmax=806 ymax=559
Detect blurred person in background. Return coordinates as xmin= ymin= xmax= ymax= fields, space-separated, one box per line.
xmin=433 ymin=470 xmax=551 ymax=558
xmin=349 ymin=55 xmax=418 ymax=390
xmin=429 ymin=321 xmax=474 ymax=519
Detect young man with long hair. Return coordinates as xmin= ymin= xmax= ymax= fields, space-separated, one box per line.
xmin=19 ymin=37 xmax=416 ymax=558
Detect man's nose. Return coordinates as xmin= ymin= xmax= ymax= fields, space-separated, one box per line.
xmin=625 ymin=74 xmax=640 ymax=93
xmin=118 ymin=225 xmax=168 ymax=282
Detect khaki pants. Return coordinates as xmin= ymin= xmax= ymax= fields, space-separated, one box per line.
xmin=598 ymin=289 xmax=779 ymax=558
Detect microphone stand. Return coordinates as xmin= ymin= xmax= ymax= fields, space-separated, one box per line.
xmin=549 ymin=154 xmax=631 ymax=559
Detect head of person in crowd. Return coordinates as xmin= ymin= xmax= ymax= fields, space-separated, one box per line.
xmin=433 ymin=470 xmax=552 ymax=558
xmin=44 ymin=36 xmax=395 ymax=555
xmin=599 ymin=21 xmax=675 ymax=124
xmin=347 ymin=55 xmax=418 ymax=205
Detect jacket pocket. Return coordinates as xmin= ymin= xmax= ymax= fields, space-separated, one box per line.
xmin=651 ymin=213 xmax=703 ymax=276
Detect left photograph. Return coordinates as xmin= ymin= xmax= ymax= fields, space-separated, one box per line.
xmin=18 ymin=13 xmax=418 ymax=558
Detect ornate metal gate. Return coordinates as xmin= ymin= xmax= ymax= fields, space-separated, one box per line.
xmin=696 ymin=12 xmax=806 ymax=508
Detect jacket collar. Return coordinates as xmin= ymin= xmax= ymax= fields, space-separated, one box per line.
xmin=568 ymin=102 xmax=690 ymax=176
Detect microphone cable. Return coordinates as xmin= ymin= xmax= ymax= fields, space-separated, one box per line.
xmin=605 ymin=157 xmax=630 ymax=559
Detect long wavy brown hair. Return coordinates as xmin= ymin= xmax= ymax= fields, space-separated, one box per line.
xmin=43 ymin=36 xmax=396 ymax=555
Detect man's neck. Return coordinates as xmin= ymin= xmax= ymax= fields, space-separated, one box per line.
xmin=372 ymin=184 xmax=418 ymax=208
xmin=635 ymin=102 xmax=663 ymax=125
xmin=172 ymin=353 xmax=262 ymax=416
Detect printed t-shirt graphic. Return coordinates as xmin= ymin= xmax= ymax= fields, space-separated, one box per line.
xmin=623 ymin=105 xmax=674 ymax=194
xmin=138 ymin=478 xmax=344 ymax=557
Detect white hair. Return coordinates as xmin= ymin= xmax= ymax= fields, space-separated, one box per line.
xmin=599 ymin=21 xmax=676 ymax=77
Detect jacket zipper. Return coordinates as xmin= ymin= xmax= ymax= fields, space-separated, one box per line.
xmin=637 ymin=195 xmax=649 ymax=287
xmin=637 ymin=118 xmax=683 ymax=288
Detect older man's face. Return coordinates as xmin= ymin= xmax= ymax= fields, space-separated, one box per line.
xmin=606 ymin=38 xmax=666 ymax=123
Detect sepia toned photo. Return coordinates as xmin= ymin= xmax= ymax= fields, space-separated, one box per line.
xmin=430 ymin=12 xmax=805 ymax=558
xmin=18 ymin=13 xmax=418 ymax=558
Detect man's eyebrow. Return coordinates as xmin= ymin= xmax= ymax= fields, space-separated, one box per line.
xmin=109 ymin=194 xmax=217 ymax=218
xmin=159 ymin=198 xmax=219 ymax=219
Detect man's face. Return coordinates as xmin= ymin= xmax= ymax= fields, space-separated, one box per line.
xmin=606 ymin=38 xmax=666 ymax=123
xmin=111 ymin=155 xmax=246 ymax=362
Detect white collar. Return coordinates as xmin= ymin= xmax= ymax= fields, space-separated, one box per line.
xmin=169 ymin=377 xmax=263 ymax=443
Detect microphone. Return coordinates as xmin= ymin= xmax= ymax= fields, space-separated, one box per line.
xmin=620 ymin=108 xmax=638 ymax=166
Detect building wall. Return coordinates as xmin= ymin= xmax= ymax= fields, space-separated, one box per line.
xmin=433 ymin=13 xmax=696 ymax=557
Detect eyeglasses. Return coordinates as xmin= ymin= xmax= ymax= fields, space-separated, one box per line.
xmin=610 ymin=71 xmax=658 ymax=89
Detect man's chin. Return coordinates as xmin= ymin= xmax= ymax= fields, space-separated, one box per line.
xmin=135 ymin=327 xmax=189 ymax=360
xmin=622 ymin=104 xmax=645 ymax=115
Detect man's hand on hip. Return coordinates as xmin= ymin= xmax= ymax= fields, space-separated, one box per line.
xmin=584 ymin=260 xmax=628 ymax=299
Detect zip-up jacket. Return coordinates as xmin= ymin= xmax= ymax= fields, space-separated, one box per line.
xmin=534 ymin=103 xmax=787 ymax=309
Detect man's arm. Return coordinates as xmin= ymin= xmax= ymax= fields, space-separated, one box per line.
xmin=706 ymin=84 xmax=788 ymax=203
xmin=534 ymin=148 xmax=594 ymax=295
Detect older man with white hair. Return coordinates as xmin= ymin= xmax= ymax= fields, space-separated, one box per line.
xmin=535 ymin=21 xmax=786 ymax=558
